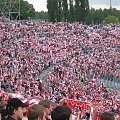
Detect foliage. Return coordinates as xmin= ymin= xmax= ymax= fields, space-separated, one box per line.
xmin=20 ymin=0 xmax=35 ymax=19
xmin=47 ymin=0 xmax=89 ymax=22
xmin=86 ymin=8 xmax=120 ymax=24
xmin=35 ymin=11 xmax=48 ymax=20
xmin=104 ymin=15 xmax=119 ymax=24
xmin=56 ymin=0 xmax=62 ymax=22
xmin=47 ymin=0 xmax=120 ymax=24
xmin=69 ymin=0 xmax=75 ymax=22
xmin=80 ymin=0 xmax=89 ymax=22
xmin=47 ymin=0 xmax=59 ymax=22
xmin=74 ymin=0 xmax=81 ymax=21
xmin=62 ymin=0 xmax=68 ymax=21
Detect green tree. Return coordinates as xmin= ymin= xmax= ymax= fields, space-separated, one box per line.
xmin=103 ymin=8 xmax=110 ymax=18
xmin=56 ymin=0 xmax=62 ymax=22
xmin=86 ymin=8 xmax=96 ymax=24
xmin=75 ymin=0 xmax=89 ymax=22
xmin=62 ymin=0 xmax=68 ymax=21
xmin=104 ymin=15 xmax=119 ymax=24
xmin=20 ymin=0 xmax=35 ymax=19
xmin=110 ymin=8 xmax=120 ymax=21
xmin=94 ymin=9 xmax=104 ymax=24
xmin=35 ymin=11 xmax=48 ymax=20
xmin=47 ymin=0 xmax=53 ymax=22
xmin=80 ymin=0 xmax=89 ymax=23
xmin=47 ymin=0 xmax=57 ymax=22
xmin=74 ymin=0 xmax=80 ymax=21
xmin=69 ymin=0 xmax=75 ymax=22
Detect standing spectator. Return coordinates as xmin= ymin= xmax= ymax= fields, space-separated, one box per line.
xmin=99 ymin=112 xmax=115 ymax=120
xmin=27 ymin=104 xmax=46 ymax=120
xmin=51 ymin=105 xmax=72 ymax=120
xmin=6 ymin=98 xmax=28 ymax=120
xmin=51 ymin=105 xmax=81 ymax=120
xmin=0 ymin=101 xmax=7 ymax=120
xmin=39 ymin=99 xmax=51 ymax=120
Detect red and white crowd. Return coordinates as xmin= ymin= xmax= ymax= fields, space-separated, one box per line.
xmin=0 ymin=17 xmax=120 ymax=119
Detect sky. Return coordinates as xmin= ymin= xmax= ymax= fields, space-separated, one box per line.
xmin=25 ymin=0 xmax=120 ymax=12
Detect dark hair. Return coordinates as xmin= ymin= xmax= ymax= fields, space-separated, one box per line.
xmin=0 ymin=101 xmax=8 ymax=117
xmin=100 ymin=112 xmax=115 ymax=120
xmin=6 ymin=98 xmax=28 ymax=116
xmin=39 ymin=99 xmax=51 ymax=109
xmin=7 ymin=108 xmax=18 ymax=116
xmin=28 ymin=104 xmax=45 ymax=120
xmin=0 ymin=101 xmax=7 ymax=113
xmin=51 ymin=105 xmax=72 ymax=120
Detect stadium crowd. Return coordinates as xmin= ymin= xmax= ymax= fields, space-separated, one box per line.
xmin=0 ymin=17 xmax=120 ymax=119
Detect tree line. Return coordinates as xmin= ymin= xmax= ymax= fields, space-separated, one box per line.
xmin=47 ymin=0 xmax=89 ymax=22
xmin=0 ymin=0 xmax=119 ymax=24
xmin=87 ymin=8 xmax=120 ymax=24
xmin=47 ymin=0 xmax=120 ymax=24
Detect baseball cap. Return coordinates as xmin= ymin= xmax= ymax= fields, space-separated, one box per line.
xmin=7 ymin=98 xmax=29 ymax=111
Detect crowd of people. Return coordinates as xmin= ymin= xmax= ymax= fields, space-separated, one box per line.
xmin=0 ymin=97 xmax=118 ymax=120
xmin=0 ymin=17 xmax=120 ymax=119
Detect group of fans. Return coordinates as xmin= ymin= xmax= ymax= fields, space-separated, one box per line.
xmin=0 ymin=17 xmax=120 ymax=119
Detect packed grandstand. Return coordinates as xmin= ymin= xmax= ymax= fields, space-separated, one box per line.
xmin=0 ymin=17 xmax=120 ymax=120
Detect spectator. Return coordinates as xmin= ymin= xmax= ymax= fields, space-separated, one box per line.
xmin=0 ymin=18 xmax=120 ymax=116
xmin=39 ymin=99 xmax=51 ymax=120
xmin=0 ymin=101 xmax=7 ymax=120
xmin=57 ymin=98 xmax=66 ymax=106
xmin=99 ymin=112 xmax=115 ymax=120
xmin=51 ymin=105 xmax=72 ymax=120
xmin=27 ymin=104 xmax=46 ymax=120
xmin=6 ymin=98 xmax=28 ymax=120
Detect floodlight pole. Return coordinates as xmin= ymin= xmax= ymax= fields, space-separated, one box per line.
xmin=19 ymin=0 xmax=20 ymax=20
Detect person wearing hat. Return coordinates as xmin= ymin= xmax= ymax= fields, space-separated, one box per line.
xmin=6 ymin=98 xmax=29 ymax=120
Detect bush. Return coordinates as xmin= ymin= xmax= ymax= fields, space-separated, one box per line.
xmin=104 ymin=15 xmax=119 ymax=24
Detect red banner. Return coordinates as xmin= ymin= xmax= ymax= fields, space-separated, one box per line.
xmin=93 ymin=115 xmax=100 ymax=120
xmin=65 ymin=99 xmax=90 ymax=110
